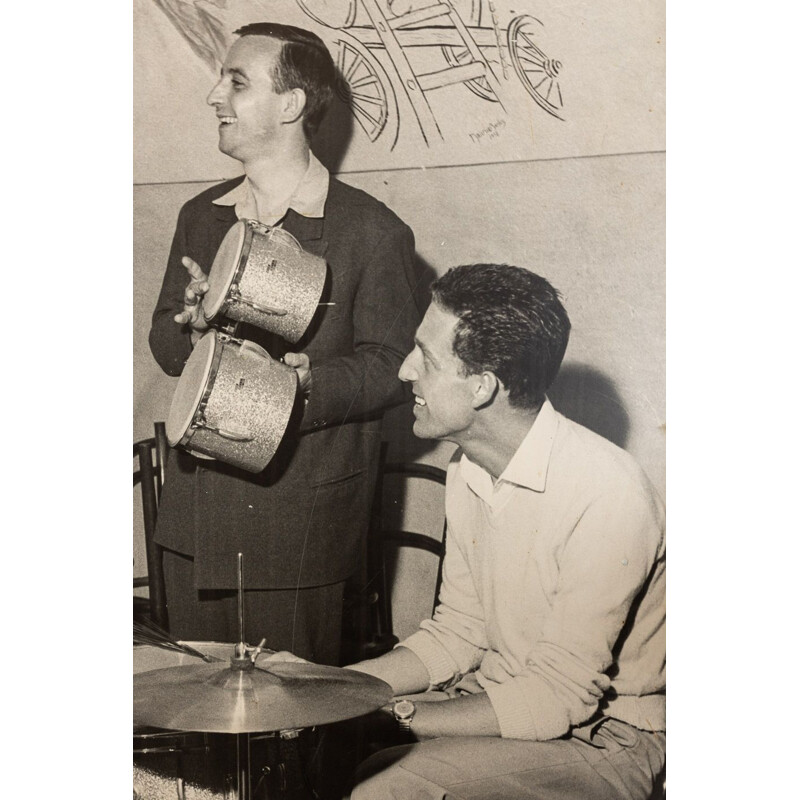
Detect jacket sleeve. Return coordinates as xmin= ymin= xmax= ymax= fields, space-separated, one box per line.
xmin=299 ymin=222 xmax=421 ymax=431
xmin=149 ymin=204 xmax=195 ymax=377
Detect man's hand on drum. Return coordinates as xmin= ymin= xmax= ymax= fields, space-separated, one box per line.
xmin=174 ymin=256 xmax=210 ymax=345
xmin=284 ymin=352 xmax=312 ymax=395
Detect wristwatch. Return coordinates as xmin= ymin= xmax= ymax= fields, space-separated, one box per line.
xmin=392 ymin=698 xmax=417 ymax=735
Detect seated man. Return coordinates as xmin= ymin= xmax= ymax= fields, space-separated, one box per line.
xmin=272 ymin=263 xmax=666 ymax=799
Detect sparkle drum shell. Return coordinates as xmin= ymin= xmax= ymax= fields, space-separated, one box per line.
xmin=134 ymin=643 xmax=237 ymax=800
xmin=166 ymin=330 xmax=297 ymax=473
xmin=203 ymin=220 xmax=327 ymax=344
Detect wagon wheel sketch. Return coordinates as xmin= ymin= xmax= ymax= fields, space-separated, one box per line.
xmin=295 ymin=0 xmax=357 ymax=30
xmin=440 ymin=45 xmax=499 ymax=102
xmin=334 ymin=35 xmax=399 ymax=149
xmin=507 ymin=15 xmax=565 ymax=120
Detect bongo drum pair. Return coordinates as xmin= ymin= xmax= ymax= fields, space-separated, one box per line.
xmin=165 ymin=220 xmax=327 ymax=473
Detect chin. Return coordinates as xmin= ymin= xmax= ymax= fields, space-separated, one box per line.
xmin=412 ymin=421 xmax=436 ymax=440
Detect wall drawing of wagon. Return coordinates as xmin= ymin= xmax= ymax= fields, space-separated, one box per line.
xmin=297 ymin=0 xmax=565 ymax=148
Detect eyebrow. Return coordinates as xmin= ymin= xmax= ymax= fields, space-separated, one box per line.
xmin=415 ymin=336 xmax=439 ymax=367
xmin=221 ymin=66 xmax=249 ymax=80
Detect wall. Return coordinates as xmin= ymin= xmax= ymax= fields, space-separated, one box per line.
xmin=134 ymin=152 xmax=665 ymax=634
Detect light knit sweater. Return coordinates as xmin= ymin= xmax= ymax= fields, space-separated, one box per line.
xmin=400 ymin=399 xmax=666 ymax=741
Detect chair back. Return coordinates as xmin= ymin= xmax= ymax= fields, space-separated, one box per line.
xmin=133 ymin=422 xmax=169 ymax=630
xmin=361 ymin=445 xmax=447 ymax=659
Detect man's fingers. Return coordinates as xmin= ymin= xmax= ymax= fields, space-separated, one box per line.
xmin=283 ymin=352 xmax=309 ymax=369
xmin=262 ymin=650 xmax=310 ymax=664
xmin=182 ymin=256 xmax=209 ymax=282
xmin=184 ymin=282 xmax=209 ymax=303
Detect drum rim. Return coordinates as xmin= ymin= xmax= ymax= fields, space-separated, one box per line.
xmin=179 ymin=331 xmax=226 ymax=452
xmin=204 ymin=220 xmax=249 ymax=321
xmin=166 ymin=331 xmax=218 ymax=447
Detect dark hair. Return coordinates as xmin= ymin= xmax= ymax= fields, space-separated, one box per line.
xmin=431 ymin=264 xmax=571 ymax=410
xmin=233 ymin=22 xmax=335 ymax=138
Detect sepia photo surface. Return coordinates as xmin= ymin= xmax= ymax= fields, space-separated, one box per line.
xmin=133 ymin=0 xmax=665 ymax=796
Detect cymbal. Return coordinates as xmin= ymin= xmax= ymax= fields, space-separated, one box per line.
xmin=133 ymin=660 xmax=393 ymax=733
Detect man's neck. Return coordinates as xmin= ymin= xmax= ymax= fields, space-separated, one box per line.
xmin=458 ymin=406 xmax=539 ymax=480
xmin=242 ymin=138 xmax=311 ymax=218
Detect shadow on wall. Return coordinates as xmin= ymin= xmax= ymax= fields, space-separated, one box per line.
xmin=548 ymin=363 xmax=630 ymax=450
xmin=312 ymin=69 xmax=355 ymax=175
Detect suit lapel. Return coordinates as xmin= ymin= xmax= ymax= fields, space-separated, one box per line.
xmin=210 ymin=201 xmax=239 ymax=239
xmin=282 ymin=210 xmax=329 ymax=259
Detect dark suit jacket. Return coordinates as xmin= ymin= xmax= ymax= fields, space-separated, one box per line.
xmin=149 ymin=176 xmax=422 ymax=589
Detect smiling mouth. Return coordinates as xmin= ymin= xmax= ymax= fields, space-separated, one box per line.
xmin=218 ymin=116 xmax=237 ymax=125
xmin=414 ymin=395 xmax=427 ymax=407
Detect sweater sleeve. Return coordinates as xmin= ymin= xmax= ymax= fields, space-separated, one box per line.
xmin=483 ymin=484 xmax=664 ymax=741
xmin=397 ymin=461 xmax=489 ymax=689
xmin=299 ymin=222 xmax=420 ymax=430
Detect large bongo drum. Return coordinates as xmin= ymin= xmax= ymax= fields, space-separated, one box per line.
xmin=166 ymin=330 xmax=297 ymax=473
xmin=203 ymin=220 xmax=327 ymax=344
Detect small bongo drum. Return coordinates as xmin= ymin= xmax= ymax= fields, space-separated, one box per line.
xmin=166 ymin=330 xmax=297 ymax=473
xmin=203 ymin=219 xmax=327 ymax=344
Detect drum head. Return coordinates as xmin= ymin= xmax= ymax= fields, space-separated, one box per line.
xmin=166 ymin=332 xmax=216 ymax=446
xmin=204 ymin=221 xmax=247 ymax=320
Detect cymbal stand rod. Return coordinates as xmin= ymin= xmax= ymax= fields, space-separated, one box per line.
xmin=235 ymin=732 xmax=252 ymax=800
xmin=238 ymin=552 xmax=245 ymax=645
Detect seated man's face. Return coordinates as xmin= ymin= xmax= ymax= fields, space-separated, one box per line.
xmin=398 ymin=303 xmax=478 ymax=443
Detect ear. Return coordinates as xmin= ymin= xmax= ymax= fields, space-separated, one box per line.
xmin=471 ymin=371 xmax=500 ymax=410
xmin=281 ymin=88 xmax=307 ymax=125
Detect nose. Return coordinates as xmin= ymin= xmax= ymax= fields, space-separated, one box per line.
xmin=398 ymin=350 xmax=418 ymax=383
xmin=207 ymin=78 xmax=226 ymax=107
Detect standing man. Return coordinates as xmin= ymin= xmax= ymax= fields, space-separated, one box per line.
xmin=274 ymin=263 xmax=666 ymax=798
xmin=149 ymin=22 xmax=421 ymax=665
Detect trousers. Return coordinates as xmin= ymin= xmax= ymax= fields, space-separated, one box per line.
xmin=350 ymin=716 xmax=665 ymax=800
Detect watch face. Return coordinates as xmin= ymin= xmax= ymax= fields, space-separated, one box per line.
xmin=394 ymin=699 xmax=415 ymax=718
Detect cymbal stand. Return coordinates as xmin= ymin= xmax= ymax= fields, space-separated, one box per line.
xmin=227 ymin=553 xmax=275 ymax=800
xmin=232 ymin=552 xmax=253 ymax=800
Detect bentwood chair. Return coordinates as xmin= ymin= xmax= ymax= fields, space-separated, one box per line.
xmin=351 ymin=444 xmax=448 ymax=661
xmin=133 ymin=422 xmax=169 ymax=630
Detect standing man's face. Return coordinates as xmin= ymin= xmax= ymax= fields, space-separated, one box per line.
xmin=398 ymin=303 xmax=479 ymax=443
xmin=206 ymin=36 xmax=288 ymax=162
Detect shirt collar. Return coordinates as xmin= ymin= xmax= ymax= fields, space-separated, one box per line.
xmin=459 ymin=398 xmax=560 ymax=503
xmin=212 ymin=153 xmax=329 ymax=225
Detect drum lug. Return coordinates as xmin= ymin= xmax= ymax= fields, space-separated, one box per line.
xmin=191 ymin=412 xmax=254 ymax=443
xmin=229 ymin=284 xmax=288 ymax=317
xmin=245 ymin=218 xmax=272 ymax=236
xmin=216 ymin=330 xmax=242 ymax=345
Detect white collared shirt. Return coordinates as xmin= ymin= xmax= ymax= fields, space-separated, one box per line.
xmin=458 ymin=400 xmax=558 ymax=511
xmin=212 ymin=152 xmax=330 ymax=225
